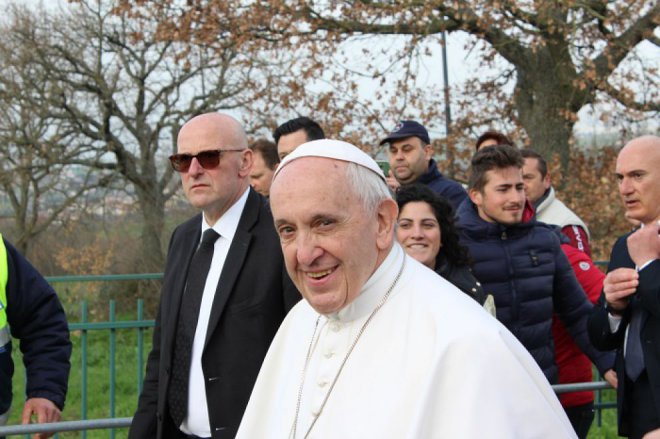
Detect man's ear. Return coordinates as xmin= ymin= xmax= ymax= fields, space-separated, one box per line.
xmin=375 ymin=198 xmax=398 ymax=251
xmin=238 ymin=149 xmax=253 ymax=177
xmin=423 ymin=143 xmax=434 ymax=160
xmin=468 ymin=187 xmax=482 ymax=206
xmin=543 ymin=173 xmax=551 ymax=190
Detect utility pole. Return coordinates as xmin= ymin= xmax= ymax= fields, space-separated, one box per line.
xmin=441 ymin=29 xmax=455 ymax=178
xmin=441 ymin=29 xmax=452 ymax=136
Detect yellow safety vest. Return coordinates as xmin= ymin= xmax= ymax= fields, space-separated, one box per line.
xmin=0 ymin=234 xmax=10 ymax=346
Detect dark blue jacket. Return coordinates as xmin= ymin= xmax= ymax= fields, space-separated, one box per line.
xmin=456 ymin=200 xmax=612 ymax=382
xmin=0 ymin=238 xmax=71 ymax=415
xmin=435 ymin=256 xmax=486 ymax=305
xmin=418 ymin=159 xmax=467 ymax=211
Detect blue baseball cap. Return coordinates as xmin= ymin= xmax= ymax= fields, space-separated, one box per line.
xmin=379 ymin=120 xmax=430 ymax=146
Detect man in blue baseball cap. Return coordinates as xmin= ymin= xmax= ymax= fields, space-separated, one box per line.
xmin=380 ymin=120 xmax=467 ymax=210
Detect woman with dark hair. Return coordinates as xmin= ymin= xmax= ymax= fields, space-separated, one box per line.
xmin=396 ymin=184 xmax=486 ymax=305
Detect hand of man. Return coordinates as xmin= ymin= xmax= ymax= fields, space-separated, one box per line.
xmin=21 ymin=398 xmax=61 ymax=439
xmin=627 ymin=222 xmax=660 ymax=267
xmin=603 ymin=267 xmax=639 ymax=314
xmin=603 ymin=369 xmax=618 ymax=390
xmin=385 ymin=171 xmax=400 ymax=193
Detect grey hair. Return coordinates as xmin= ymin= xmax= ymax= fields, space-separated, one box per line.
xmin=344 ymin=162 xmax=392 ymax=216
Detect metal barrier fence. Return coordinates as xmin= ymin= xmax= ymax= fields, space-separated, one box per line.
xmin=0 ymin=381 xmax=617 ymax=437
xmin=0 ymin=418 xmax=132 ymax=436
xmin=1 ymin=272 xmax=616 ymax=437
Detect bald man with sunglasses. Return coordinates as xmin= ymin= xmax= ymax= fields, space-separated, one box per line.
xmin=129 ymin=112 xmax=300 ymax=439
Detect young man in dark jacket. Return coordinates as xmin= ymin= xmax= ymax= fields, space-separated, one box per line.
xmin=0 ymin=234 xmax=71 ymax=439
xmin=455 ymin=145 xmax=614 ymax=389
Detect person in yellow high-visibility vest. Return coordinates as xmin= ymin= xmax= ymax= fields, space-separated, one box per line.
xmin=0 ymin=234 xmax=71 ymax=439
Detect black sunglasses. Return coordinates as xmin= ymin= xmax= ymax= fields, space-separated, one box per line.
xmin=169 ymin=148 xmax=244 ymax=172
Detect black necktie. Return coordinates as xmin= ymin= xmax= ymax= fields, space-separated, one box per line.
xmin=625 ymin=297 xmax=645 ymax=381
xmin=168 ymin=229 xmax=220 ymax=427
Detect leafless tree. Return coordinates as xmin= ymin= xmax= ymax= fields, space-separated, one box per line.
xmin=1 ymin=0 xmax=266 ymax=270
xmin=0 ymin=7 xmax=115 ymax=255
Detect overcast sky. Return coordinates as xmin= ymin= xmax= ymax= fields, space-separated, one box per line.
xmin=11 ymin=0 xmax=659 ymax=140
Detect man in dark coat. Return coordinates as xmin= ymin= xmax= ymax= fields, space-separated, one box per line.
xmin=0 ymin=235 xmax=71 ymax=439
xmin=588 ymin=135 xmax=660 ymax=438
xmin=129 ymin=113 xmax=299 ymax=439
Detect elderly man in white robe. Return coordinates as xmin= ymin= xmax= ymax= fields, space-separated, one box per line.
xmin=236 ymin=139 xmax=576 ymax=439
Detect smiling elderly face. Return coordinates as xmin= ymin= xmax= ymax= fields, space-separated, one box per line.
xmin=270 ymin=157 xmax=394 ymax=314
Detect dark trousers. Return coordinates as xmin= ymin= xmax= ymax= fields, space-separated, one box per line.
xmin=176 ymin=431 xmax=211 ymax=439
xmin=626 ymin=370 xmax=660 ymax=439
xmin=619 ymin=371 xmax=660 ymax=439
xmin=169 ymin=410 xmax=211 ymax=439
xmin=564 ymin=402 xmax=595 ymax=439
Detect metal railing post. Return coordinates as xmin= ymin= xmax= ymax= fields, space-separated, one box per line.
xmin=109 ymin=300 xmax=116 ymax=439
xmin=137 ymin=299 xmax=144 ymax=393
xmin=596 ymin=371 xmax=603 ymax=427
xmin=81 ymin=300 xmax=88 ymax=439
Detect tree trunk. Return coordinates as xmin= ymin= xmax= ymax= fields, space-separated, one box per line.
xmin=135 ymin=185 xmax=166 ymax=273
xmin=512 ymin=46 xmax=593 ymax=175
xmin=514 ymin=77 xmax=574 ymax=172
xmin=13 ymin=227 xmax=29 ymax=256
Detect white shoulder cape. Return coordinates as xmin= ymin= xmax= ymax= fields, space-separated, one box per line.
xmin=237 ymin=245 xmax=576 ymax=439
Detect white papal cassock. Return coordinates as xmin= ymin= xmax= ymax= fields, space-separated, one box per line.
xmin=237 ymin=244 xmax=576 ymax=439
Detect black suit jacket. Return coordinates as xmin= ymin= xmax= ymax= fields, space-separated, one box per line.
xmin=129 ymin=189 xmax=300 ymax=439
xmin=588 ymin=233 xmax=660 ymax=435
